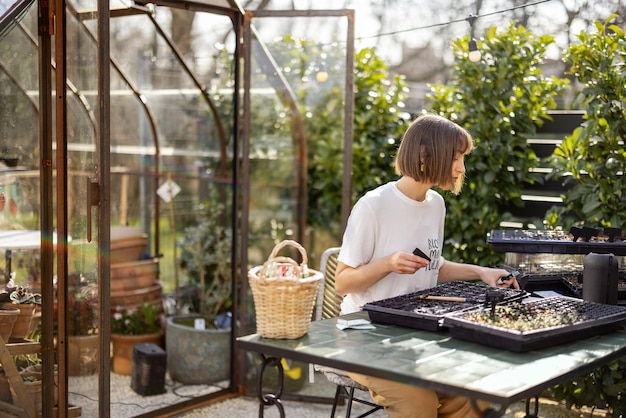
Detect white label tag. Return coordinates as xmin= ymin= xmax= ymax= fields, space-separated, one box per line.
xmin=194 ymin=318 xmax=206 ymax=330
xmin=157 ymin=180 xmax=181 ymax=203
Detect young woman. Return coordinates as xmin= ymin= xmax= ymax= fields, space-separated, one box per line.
xmin=335 ymin=113 xmax=518 ymax=418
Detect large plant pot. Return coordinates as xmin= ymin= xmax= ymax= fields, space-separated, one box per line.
xmin=110 ymin=226 xmax=148 ymax=263
xmin=110 ymin=259 xmax=158 ymax=293
xmin=3 ymin=303 xmax=36 ymax=342
xmin=111 ymin=332 xmax=164 ymax=375
xmin=68 ymin=334 xmax=99 ymax=376
xmin=0 ymin=307 xmax=20 ymax=342
xmin=166 ymin=315 xmax=230 ymax=385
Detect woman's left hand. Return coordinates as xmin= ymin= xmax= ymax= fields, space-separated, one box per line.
xmin=481 ymin=267 xmax=520 ymax=289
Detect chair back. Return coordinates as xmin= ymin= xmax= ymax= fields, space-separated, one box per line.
xmin=316 ymin=247 xmax=342 ymax=320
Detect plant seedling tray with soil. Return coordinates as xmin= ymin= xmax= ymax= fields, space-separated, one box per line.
xmin=362 ymin=281 xmax=526 ymax=331
xmin=443 ymin=296 xmax=626 ymax=352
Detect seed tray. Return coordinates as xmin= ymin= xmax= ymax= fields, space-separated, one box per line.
xmin=523 ymin=274 xmax=582 ymax=298
xmin=443 ymin=296 xmax=626 ymax=352
xmin=488 ymin=229 xmax=626 ymax=255
xmin=522 ymin=273 xmax=626 ymax=301
xmin=362 ymin=281 xmax=526 ymax=332
xmin=560 ymin=274 xmax=626 ymax=301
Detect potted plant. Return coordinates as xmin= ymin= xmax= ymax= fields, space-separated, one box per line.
xmin=15 ymin=363 xmax=58 ymax=416
xmin=67 ymin=280 xmax=99 ymax=375
xmin=165 ymin=196 xmax=233 ymax=385
xmin=0 ymin=282 xmax=41 ymax=342
xmin=110 ymin=301 xmax=163 ymax=375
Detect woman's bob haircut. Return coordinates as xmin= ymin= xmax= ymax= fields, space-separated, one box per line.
xmin=395 ymin=113 xmax=473 ymax=195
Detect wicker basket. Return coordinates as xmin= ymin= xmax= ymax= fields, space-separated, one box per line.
xmin=249 ymin=240 xmax=322 ymax=339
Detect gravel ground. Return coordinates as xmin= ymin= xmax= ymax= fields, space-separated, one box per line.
xmin=174 ymin=395 xmax=608 ymax=418
xmin=69 ymin=373 xmax=227 ymax=417
xmin=67 ymin=370 xmax=608 ymax=417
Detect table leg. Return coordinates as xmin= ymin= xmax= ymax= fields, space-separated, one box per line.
xmin=474 ymin=399 xmax=507 ymax=418
xmin=525 ymin=396 xmax=539 ymax=418
xmin=256 ymin=354 xmax=285 ymax=418
xmin=476 ymin=396 xmax=540 ymax=418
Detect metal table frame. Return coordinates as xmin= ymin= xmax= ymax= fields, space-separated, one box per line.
xmin=237 ymin=311 xmax=626 ymax=417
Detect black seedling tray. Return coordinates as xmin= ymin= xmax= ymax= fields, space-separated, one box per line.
xmin=443 ymin=296 xmax=626 ymax=352
xmin=523 ymin=274 xmax=582 ymax=298
xmin=488 ymin=229 xmax=626 ymax=255
xmin=522 ymin=273 xmax=626 ymax=301
xmin=363 ymin=281 xmax=526 ymax=331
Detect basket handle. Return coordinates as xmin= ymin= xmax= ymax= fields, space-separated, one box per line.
xmin=258 ymin=256 xmax=302 ymax=282
xmin=268 ymin=240 xmax=308 ymax=266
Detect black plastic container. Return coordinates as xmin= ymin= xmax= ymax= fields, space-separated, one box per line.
xmin=131 ymin=343 xmax=167 ymax=396
xmin=582 ymin=252 xmax=619 ymax=305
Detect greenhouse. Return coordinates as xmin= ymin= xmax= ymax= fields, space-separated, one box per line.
xmin=1 ymin=0 xmax=354 ymax=415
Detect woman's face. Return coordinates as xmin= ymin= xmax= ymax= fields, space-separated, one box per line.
xmin=440 ymin=152 xmax=466 ymax=191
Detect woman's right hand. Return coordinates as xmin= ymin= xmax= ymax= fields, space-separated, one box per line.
xmin=387 ymin=251 xmax=429 ymax=275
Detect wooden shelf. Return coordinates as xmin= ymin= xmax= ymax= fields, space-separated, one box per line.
xmin=0 ymin=335 xmax=37 ymax=417
xmin=0 ymin=336 xmax=82 ymax=417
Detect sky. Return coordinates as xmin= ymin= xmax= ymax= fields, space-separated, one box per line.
xmin=252 ymin=0 xmax=585 ymax=64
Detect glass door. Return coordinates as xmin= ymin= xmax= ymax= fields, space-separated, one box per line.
xmin=239 ymin=8 xmax=355 ymax=396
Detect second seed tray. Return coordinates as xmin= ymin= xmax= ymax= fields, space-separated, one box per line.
xmin=443 ymin=296 xmax=626 ymax=352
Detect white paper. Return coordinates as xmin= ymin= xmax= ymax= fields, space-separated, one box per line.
xmin=336 ymin=318 xmax=376 ymax=330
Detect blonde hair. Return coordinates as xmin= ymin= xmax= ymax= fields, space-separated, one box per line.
xmin=395 ymin=113 xmax=473 ymax=195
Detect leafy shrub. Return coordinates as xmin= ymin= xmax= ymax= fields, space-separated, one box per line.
xmin=548 ymin=14 xmax=626 ymax=229
xmin=306 ymin=47 xmax=411 ymax=230
xmin=427 ymin=22 xmax=568 ymax=265
xmin=546 ymin=15 xmax=626 ymax=415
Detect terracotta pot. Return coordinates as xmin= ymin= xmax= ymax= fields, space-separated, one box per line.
xmin=111 ymin=332 xmax=163 ymax=375
xmin=110 ymin=284 xmax=162 ymax=314
xmin=110 ymin=226 xmax=148 ymax=263
xmin=0 ymin=307 xmax=20 ymax=342
xmin=68 ymin=334 xmax=99 ymax=376
xmin=19 ymin=370 xmax=58 ymax=416
xmin=3 ymin=303 xmax=36 ymax=342
xmin=110 ymin=259 xmax=158 ymax=292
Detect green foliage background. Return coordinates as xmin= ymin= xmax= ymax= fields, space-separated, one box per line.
xmin=306 ymin=48 xmax=411 ymax=231
xmin=549 ymin=15 xmax=626 ymax=230
xmin=427 ymin=22 xmax=568 ymax=266
xmin=546 ymin=16 xmax=626 ymax=415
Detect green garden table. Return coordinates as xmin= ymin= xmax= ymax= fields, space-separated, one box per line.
xmin=237 ymin=311 xmax=626 ymax=417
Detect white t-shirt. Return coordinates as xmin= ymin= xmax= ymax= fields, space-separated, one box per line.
xmin=338 ymin=181 xmax=445 ymax=314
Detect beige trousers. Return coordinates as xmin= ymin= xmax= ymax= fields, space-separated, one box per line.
xmin=348 ymin=372 xmax=490 ymax=418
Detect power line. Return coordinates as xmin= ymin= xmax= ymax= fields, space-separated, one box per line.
xmin=356 ymin=0 xmax=555 ymax=40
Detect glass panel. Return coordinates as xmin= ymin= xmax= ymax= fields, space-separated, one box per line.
xmin=0 ymin=0 xmax=39 ymax=293
xmin=88 ymin=5 xmax=236 ymax=414
xmin=0 ymin=0 xmax=36 ymax=39
xmin=64 ymin=0 xmax=101 ymax=413
xmin=0 ymin=2 xmax=49 ymax=416
xmin=247 ymin=15 xmax=349 ymax=263
xmin=245 ymin=13 xmax=350 ymax=397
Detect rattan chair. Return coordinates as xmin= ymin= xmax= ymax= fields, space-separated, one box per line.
xmin=315 ymin=247 xmax=383 ymax=418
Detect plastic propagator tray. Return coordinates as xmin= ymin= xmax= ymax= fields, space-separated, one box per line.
xmin=362 ymin=281 xmax=526 ymax=331
xmin=444 ymin=296 xmax=626 ymax=352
